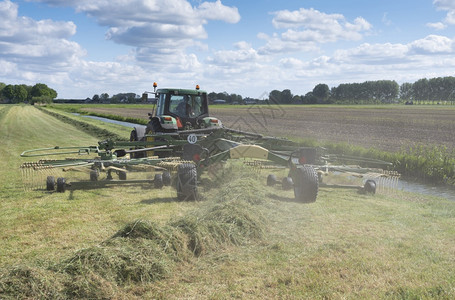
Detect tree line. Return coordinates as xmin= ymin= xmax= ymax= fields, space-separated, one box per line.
xmin=267 ymin=76 xmax=455 ymax=105
xmin=0 ymin=82 xmax=57 ymax=104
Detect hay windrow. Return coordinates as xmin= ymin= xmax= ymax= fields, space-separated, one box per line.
xmin=0 ymin=166 xmax=268 ymax=298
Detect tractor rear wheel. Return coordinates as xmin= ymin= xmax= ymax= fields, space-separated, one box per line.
xmin=176 ymin=163 xmax=198 ymax=201
xmin=292 ymin=165 xmax=318 ymax=203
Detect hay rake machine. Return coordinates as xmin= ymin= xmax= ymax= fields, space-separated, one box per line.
xmin=20 ymin=84 xmax=398 ymax=201
xmin=20 ymin=125 xmax=398 ymax=202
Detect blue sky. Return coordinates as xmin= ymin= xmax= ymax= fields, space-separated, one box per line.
xmin=1 ymin=0 xmax=455 ymax=99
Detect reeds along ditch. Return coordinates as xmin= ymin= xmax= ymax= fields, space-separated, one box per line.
xmin=319 ymin=141 xmax=455 ymax=185
xmin=0 ymin=166 xmax=267 ymax=299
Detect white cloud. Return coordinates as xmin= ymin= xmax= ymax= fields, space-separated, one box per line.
xmin=273 ymin=35 xmax=455 ymax=95
xmin=382 ymin=13 xmax=392 ymax=26
xmin=432 ymin=0 xmax=455 ymax=27
xmin=427 ymin=22 xmax=447 ymax=30
xmin=0 ymin=0 xmax=83 ymax=74
xmin=409 ymin=35 xmax=454 ymax=54
xmin=206 ymin=46 xmax=260 ymax=67
xmin=434 ymin=0 xmax=455 ymax=10
xmin=197 ymin=0 xmax=240 ymax=23
xmin=258 ymin=8 xmax=371 ymax=55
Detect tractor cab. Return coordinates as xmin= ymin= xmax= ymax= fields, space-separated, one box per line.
xmin=131 ymin=84 xmax=222 ymax=143
xmin=155 ymin=87 xmax=209 ymax=130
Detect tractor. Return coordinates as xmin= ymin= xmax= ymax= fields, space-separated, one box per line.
xmin=130 ymin=83 xmax=222 ymax=145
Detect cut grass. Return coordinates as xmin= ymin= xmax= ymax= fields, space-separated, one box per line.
xmin=0 ymin=105 xmax=196 ymax=267
xmin=1 ymin=105 xmax=454 ymax=299
xmin=0 ymin=164 xmax=267 ymax=299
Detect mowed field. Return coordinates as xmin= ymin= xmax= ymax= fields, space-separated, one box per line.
xmin=81 ymin=105 xmax=455 ymax=152
xmin=1 ymin=105 xmax=455 ymax=299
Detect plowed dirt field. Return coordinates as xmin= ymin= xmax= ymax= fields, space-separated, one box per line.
xmin=81 ymin=105 xmax=455 ymax=151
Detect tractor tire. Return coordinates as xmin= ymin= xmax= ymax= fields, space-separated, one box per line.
xmin=130 ymin=127 xmax=146 ymax=158
xmin=293 ymin=165 xmax=318 ymax=203
xmin=162 ymin=171 xmax=171 ymax=186
xmin=364 ymin=179 xmax=376 ymax=194
xmin=154 ymin=173 xmax=164 ymax=189
xmin=90 ymin=170 xmax=99 ymax=181
xmin=176 ymin=163 xmax=198 ymax=201
xmin=118 ymin=171 xmax=127 ymax=180
xmin=149 ymin=118 xmax=163 ymax=133
xmin=282 ymin=177 xmax=294 ymax=190
xmin=56 ymin=177 xmax=66 ymax=193
xmin=46 ymin=176 xmax=55 ymax=191
xmin=130 ymin=129 xmax=138 ymax=142
xmin=267 ymin=174 xmax=277 ymax=186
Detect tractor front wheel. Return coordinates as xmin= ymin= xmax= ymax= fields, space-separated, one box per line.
xmin=176 ymin=163 xmax=198 ymax=201
xmin=292 ymin=165 xmax=318 ymax=203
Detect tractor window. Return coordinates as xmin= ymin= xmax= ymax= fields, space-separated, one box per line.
xmin=191 ymin=96 xmax=203 ymax=117
xmin=169 ymin=95 xmax=187 ymax=118
xmin=168 ymin=94 xmax=207 ymax=118
xmin=156 ymin=93 xmax=166 ymax=116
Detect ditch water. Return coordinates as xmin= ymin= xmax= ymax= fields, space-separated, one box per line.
xmin=76 ymin=114 xmax=455 ymax=202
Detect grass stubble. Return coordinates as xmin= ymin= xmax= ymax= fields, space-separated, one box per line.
xmin=0 ymin=105 xmax=454 ymax=299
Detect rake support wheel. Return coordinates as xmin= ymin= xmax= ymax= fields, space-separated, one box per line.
xmin=176 ymin=163 xmax=198 ymax=201
xmin=154 ymin=173 xmax=164 ymax=189
xmin=56 ymin=177 xmax=66 ymax=193
xmin=46 ymin=176 xmax=55 ymax=191
xmin=162 ymin=171 xmax=171 ymax=186
xmin=292 ymin=165 xmax=318 ymax=203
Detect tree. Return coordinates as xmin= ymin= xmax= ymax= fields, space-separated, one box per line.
xmin=312 ymin=83 xmax=330 ymax=103
xmin=400 ymin=82 xmax=413 ymax=101
xmin=100 ymin=93 xmax=110 ymax=102
xmin=14 ymin=85 xmax=28 ymax=103
xmin=30 ymin=83 xmax=57 ymax=103
xmin=269 ymin=90 xmax=282 ymax=104
xmin=2 ymin=85 xmax=15 ymax=102
xmin=302 ymin=92 xmax=317 ymax=104
xmin=208 ymin=92 xmax=217 ymax=103
xmin=281 ymin=89 xmax=293 ymax=104
xmin=413 ymin=78 xmax=429 ymax=104
xmin=92 ymin=94 xmax=100 ymax=102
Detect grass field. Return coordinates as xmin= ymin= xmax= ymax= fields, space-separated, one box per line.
xmin=1 ymin=105 xmax=455 ymax=299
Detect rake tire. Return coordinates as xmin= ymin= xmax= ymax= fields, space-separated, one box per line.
xmin=282 ymin=176 xmax=294 ymax=190
xmin=162 ymin=171 xmax=171 ymax=186
xmin=176 ymin=163 xmax=198 ymax=201
xmin=90 ymin=170 xmax=99 ymax=181
xmin=293 ymin=165 xmax=318 ymax=203
xmin=46 ymin=176 xmax=55 ymax=191
xmin=364 ymin=179 xmax=376 ymax=194
xmin=154 ymin=173 xmax=164 ymax=189
xmin=56 ymin=177 xmax=66 ymax=193
xmin=118 ymin=171 xmax=127 ymax=180
xmin=267 ymin=174 xmax=277 ymax=186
